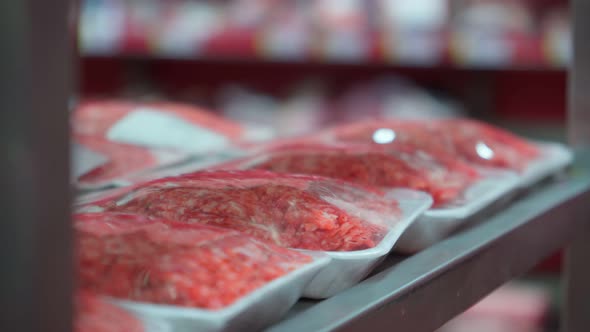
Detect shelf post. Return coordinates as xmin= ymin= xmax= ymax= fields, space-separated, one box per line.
xmin=569 ymin=0 xmax=590 ymax=147
xmin=564 ymin=1 xmax=590 ymax=332
xmin=0 ymin=1 xmax=74 ymax=332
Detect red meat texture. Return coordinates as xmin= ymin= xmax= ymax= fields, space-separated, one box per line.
xmin=75 ymin=291 xmax=144 ymax=332
xmin=72 ymin=100 xmax=244 ymax=139
xmin=75 ymin=213 xmax=312 ymax=310
xmin=75 ymin=135 xmax=157 ymax=184
xmin=245 ymin=144 xmax=479 ymax=207
xmin=326 ymin=119 xmax=540 ymax=171
xmin=92 ymin=170 xmax=399 ymax=251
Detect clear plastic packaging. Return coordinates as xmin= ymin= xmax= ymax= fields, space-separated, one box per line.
xmin=77 ymin=170 xmax=431 ymax=298
xmin=72 ymin=100 xmax=273 ymax=154
xmin=221 ymin=142 xmax=480 ymax=207
xmin=214 ymin=142 xmax=519 ymax=254
xmin=74 ymin=135 xmax=187 ymax=189
xmin=301 ymin=188 xmax=432 ymax=298
xmin=79 ymin=171 xmax=400 ymax=251
xmin=75 ymin=213 xmax=328 ymax=331
xmin=318 ymin=118 xmax=541 ymax=171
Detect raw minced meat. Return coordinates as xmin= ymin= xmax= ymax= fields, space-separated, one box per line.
xmin=75 ymin=135 xmax=157 ymax=184
xmin=83 ymin=170 xmax=399 ymax=251
xmin=72 ymin=100 xmax=244 ymax=139
xmin=323 ymin=118 xmax=540 ymax=171
xmin=75 ymin=213 xmax=312 ymax=310
xmin=75 ymin=291 xmax=144 ymax=332
xmin=233 ymin=143 xmax=479 ymax=207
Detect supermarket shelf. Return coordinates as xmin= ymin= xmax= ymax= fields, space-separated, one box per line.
xmin=268 ymin=160 xmax=590 ymax=332
xmin=81 ymin=52 xmax=567 ymax=72
xmin=81 ymin=51 xmax=567 ymax=71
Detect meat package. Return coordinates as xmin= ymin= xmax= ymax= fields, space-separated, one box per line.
xmin=78 ymin=170 xmax=432 ymax=298
xmin=320 ymin=118 xmax=540 ymax=171
xmin=75 ymin=213 xmax=329 ymax=332
xmin=320 ymin=118 xmax=573 ymax=188
xmin=222 ymin=142 xmax=480 ymax=207
xmin=72 ymin=100 xmax=273 ymax=155
xmin=75 ymin=291 xmax=169 ymax=332
xmin=74 ymin=135 xmax=188 ymax=189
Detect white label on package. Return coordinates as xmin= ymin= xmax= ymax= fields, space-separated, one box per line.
xmin=106 ymin=109 xmax=231 ymax=154
xmin=71 ymin=142 xmax=109 ymax=180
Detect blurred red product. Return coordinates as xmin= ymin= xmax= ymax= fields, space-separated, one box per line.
xmin=322 ymin=118 xmax=539 ymax=171
xmin=75 ymin=291 xmax=143 ymax=332
xmin=72 ymin=99 xmax=244 ymax=139
xmin=75 ymin=213 xmax=312 ymax=310
xmin=230 ymin=142 xmax=478 ymax=207
xmin=74 ymin=135 xmax=156 ymax=184
xmin=83 ymin=170 xmax=399 ymax=251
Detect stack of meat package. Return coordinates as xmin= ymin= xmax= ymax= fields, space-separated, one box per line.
xmin=74 ymin=100 xmax=571 ymax=332
xmin=71 ymin=100 xmax=270 ymax=189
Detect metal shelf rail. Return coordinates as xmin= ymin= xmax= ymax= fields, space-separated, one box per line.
xmin=268 ymin=164 xmax=590 ymax=332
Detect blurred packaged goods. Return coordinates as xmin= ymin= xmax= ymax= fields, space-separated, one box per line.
xmin=79 ymin=0 xmax=570 ymax=68
xmin=216 ymin=77 xmax=464 ymax=136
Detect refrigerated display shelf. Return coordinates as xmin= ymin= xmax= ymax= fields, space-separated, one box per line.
xmin=267 ymin=155 xmax=590 ymax=332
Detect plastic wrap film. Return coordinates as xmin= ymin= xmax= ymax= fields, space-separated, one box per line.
xmin=79 ymin=170 xmax=401 ymax=251
xmin=320 ymin=118 xmax=540 ymax=171
xmin=74 ymin=135 xmax=186 ymax=187
xmin=75 ymin=291 xmax=144 ymax=332
xmin=224 ymin=142 xmax=479 ymax=207
xmin=75 ymin=213 xmax=313 ymax=310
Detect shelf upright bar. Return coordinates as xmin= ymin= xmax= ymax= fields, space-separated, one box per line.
xmin=0 ymin=1 xmax=74 ymax=332
xmin=568 ymin=0 xmax=590 ymax=147
xmin=564 ymin=1 xmax=590 ymax=332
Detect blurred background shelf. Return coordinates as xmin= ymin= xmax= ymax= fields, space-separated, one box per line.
xmin=79 ymin=0 xmax=570 ymax=69
xmin=79 ymin=0 xmax=571 ymax=137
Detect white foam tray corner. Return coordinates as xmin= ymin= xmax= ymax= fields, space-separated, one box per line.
xmin=520 ymin=142 xmax=574 ymax=188
xmin=112 ymin=253 xmax=330 ymax=332
xmin=301 ymin=189 xmax=433 ymax=299
xmin=395 ymin=169 xmax=519 ymax=253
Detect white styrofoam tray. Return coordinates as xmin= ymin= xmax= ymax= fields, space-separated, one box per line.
xmin=301 ymin=189 xmax=433 ymax=299
xmin=71 ymin=142 xmax=109 ymax=181
xmin=137 ymin=315 xmax=173 ymax=332
xmin=520 ymin=142 xmax=573 ymax=188
xmin=394 ymin=170 xmax=519 ymax=253
xmin=112 ymin=254 xmax=330 ymax=332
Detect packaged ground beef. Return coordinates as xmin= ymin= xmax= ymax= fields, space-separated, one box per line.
xmin=75 ymin=291 xmax=144 ymax=332
xmin=223 ymin=142 xmax=479 ymax=207
xmin=74 ymin=213 xmax=313 ymax=310
xmin=79 ymin=170 xmax=401 ymax=251
xmin=72 ymin=100 xmax=270 ymax=154
xmin=320 ymin=118 xmax=540 ymax=171
xmin=75 ymin=135 xmax=186 ymax=187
